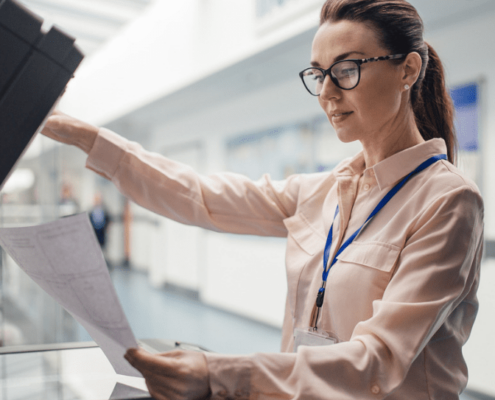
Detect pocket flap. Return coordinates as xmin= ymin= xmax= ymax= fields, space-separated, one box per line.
xmin=337 ymin=241 xmax=401 ymax=272
xmin=283 ymin=213 xmax=324 ymax=256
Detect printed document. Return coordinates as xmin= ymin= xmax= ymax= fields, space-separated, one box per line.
xmin=0 ymin=213 xmax=141 ymax=377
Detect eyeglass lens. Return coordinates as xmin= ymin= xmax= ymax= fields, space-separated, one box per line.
xmin=302 ymin=61 xmax=360 ymax=95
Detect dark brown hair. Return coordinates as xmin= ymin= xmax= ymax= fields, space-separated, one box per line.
xmin=320 ymin=0 xmax=457 ymax=164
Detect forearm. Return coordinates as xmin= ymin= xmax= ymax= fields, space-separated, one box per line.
xmin=86 ymin=128 xmax=300 ymax=236
xmin=204 ymin=339 xmax=402 ymax=400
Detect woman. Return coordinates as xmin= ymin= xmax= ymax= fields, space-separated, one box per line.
xmin=41 ymin=0 xmax=483 ymax=399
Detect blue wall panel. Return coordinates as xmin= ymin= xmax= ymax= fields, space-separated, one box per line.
xmin=451 ymin=83 xmax=479 ymax=152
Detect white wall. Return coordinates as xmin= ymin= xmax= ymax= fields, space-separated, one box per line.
xmin=426 ymin=12 xmax=495 ymax=239
xmin=203 ymin=233 xmax=287 ymax=327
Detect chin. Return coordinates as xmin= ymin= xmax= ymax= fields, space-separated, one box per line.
xmin=335 ymin=127 xmax=360 ymax=144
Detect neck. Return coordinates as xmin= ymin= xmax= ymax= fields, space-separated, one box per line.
xmin=361 ymin=110 xmax=425 ymax=169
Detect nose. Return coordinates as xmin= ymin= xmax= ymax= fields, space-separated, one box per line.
xmin=319 ymin=75 xmax=341 ymax=101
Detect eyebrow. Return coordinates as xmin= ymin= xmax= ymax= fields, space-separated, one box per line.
xmin=310 ymin=51 xmax=366 ymax=67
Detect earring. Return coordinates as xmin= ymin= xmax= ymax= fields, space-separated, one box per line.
xmin=404 ymin=84 xmax=410 ymax=90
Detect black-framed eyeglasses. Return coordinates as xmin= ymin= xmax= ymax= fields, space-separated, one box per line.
xmin=299 ymin=54 xmax=406 ymax=96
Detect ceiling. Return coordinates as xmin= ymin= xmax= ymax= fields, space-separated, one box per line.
xmin=17 ymin=0 xmax=154 ymax=57
xmin=14 ymin=0 xmax=492 ymax=134
xmin=410 ymin=0 xmax=495 ymax=32
xmin=14 ymin=0 xmax=495 ymax=61
xmin=107 ymin=0 xmax=495 ymax=138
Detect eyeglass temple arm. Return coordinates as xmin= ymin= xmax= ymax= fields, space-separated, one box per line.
xmin=360 ymin=54 xmax=407 ymax=64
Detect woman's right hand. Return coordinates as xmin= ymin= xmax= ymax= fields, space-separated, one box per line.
xmin=41 ymin=110 xmax=99 ymax=154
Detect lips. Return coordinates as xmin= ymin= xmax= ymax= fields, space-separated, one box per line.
xmin=332 ymin=111 xmax=352 ymax=117
xmin=331 ymin=111 xmax=353 ymax=122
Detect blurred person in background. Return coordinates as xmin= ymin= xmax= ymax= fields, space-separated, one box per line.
xmin=59 ymin=182 xmax=80 ymax=217
xmin=40 ymin=0 xmax=483 ymax=398
xmin=89 ymin=192 xmax=112 ymax=267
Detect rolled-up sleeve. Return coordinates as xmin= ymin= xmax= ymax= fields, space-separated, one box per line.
xmin=204 ymin=185 xmax=484 ymax=399
xmin=85 ymin=128 xmax=301 ymax=237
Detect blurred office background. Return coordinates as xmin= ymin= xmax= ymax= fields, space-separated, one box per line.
xmin=0 ymin=0 xmax=494 ymax=398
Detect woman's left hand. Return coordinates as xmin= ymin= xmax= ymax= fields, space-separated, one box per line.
xmin=124 ymin=348 xmax=211 ymax=400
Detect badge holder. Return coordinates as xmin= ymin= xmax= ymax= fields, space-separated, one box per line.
xmin=293 ymin=327 xmax=339 ymax=351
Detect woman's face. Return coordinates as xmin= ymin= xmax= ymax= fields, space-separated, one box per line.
xmin=312 ymin=20 xmax=405 ymax=145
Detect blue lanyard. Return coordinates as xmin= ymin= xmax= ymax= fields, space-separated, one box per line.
xmin=315 ymin=154 xmax=447 ymax=312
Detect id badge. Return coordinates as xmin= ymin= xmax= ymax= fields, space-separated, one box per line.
xmin=293 ymin=328 xmax=339 ymax=352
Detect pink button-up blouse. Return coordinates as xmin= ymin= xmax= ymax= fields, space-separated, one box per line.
xmin=87 ymin=128 xmax=484 ymax=400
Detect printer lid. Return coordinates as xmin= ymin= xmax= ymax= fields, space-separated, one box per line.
xmin=0 ymin=0 xmax=84 ymax=192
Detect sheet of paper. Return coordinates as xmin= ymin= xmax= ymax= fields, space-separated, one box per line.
xmin=110 ymin=381 xmax=150 ymax=399
xmin=0 ymin=213 xmax=141 ymax=377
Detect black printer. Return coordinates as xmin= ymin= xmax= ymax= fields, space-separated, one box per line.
xmin=0 ymin=0 xmax=83 ymax=188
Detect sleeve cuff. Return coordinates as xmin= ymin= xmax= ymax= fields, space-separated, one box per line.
xmin=204 ymin=353 xmax=253 ymax=400
xmin=85 ymin=127 xmax=128 ymax=180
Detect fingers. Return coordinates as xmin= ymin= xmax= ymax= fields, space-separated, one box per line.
xmin=147 ymin=387 xmax=168 ymax=400
xmin=125 ymin=347 xmax=170 ymax=364
xmin=39 ymin=112 xmax=99 ymax=153
xmin=125 ymin=348 xmax=178 ymax=377
xmin=157 ymin=350 xmax=183 ymax=358
xmin=124 ymin=348 xmax=210 ymax=400
xmin=40 ymin=113 xmax=71 ymax=142
xmin=50 ymin=109 xmax=64 ymax=117
xmin=125 ymin=349 xmax=179 ymax=400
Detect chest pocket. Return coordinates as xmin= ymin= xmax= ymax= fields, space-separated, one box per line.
xmin=323 ymin=241 xmax=402 ymax=339
xmin=284 ymin=213 xmax=324 ymax=256
xmin=337 ymin=241 xmax=401 ymax=273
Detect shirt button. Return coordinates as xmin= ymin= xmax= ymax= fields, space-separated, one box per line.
xmin=235 ymin=389 xmax=244 ymax=397
xmin=371 ymin=385 xmax=380 ymax=394
xmin=218 ymin=390 xmax=227 ymax=397
xmin=363 ymin=184 xmax=370 ymax=191
xmin=369 ymin=169 xmax=375 ymax=176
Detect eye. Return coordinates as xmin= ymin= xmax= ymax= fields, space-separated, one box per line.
xmin=332 ymin=61 xmax=358 ymax=79
xmin=305 ymin=69 xmax=324 ymax=82
xmin=338 ymin=69 xmax=358 ymax=80
xmin=342 ymin=69 xmax=357 ymax=76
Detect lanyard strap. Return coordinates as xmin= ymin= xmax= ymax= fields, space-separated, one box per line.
xmin=315 ymin=154 xmax=447 ymax=318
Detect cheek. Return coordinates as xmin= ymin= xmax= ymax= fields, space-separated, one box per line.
xmin=355 ymin=78 xmax=401 ymax=125
xmin=317 ymin=96 xmax=326 ymax=113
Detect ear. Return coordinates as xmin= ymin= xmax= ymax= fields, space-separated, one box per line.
xmin=401 ymin=52 xmax=422 ymax=91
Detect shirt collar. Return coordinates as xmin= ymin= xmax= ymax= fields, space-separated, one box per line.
xmin=334 ymin=151 xmax=366 ymax=177
xmin=335 ymin=138 xmax=448 ymax=190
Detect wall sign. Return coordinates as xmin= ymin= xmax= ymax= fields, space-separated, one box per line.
xmin=451 ymin=83 xmax=479 ymax=152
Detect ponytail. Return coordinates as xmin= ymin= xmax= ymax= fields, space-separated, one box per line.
xmin=320 ymin=0 xmax=458 ymax=164
xmin=411 ymin=43 xmax=458 ymax=165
